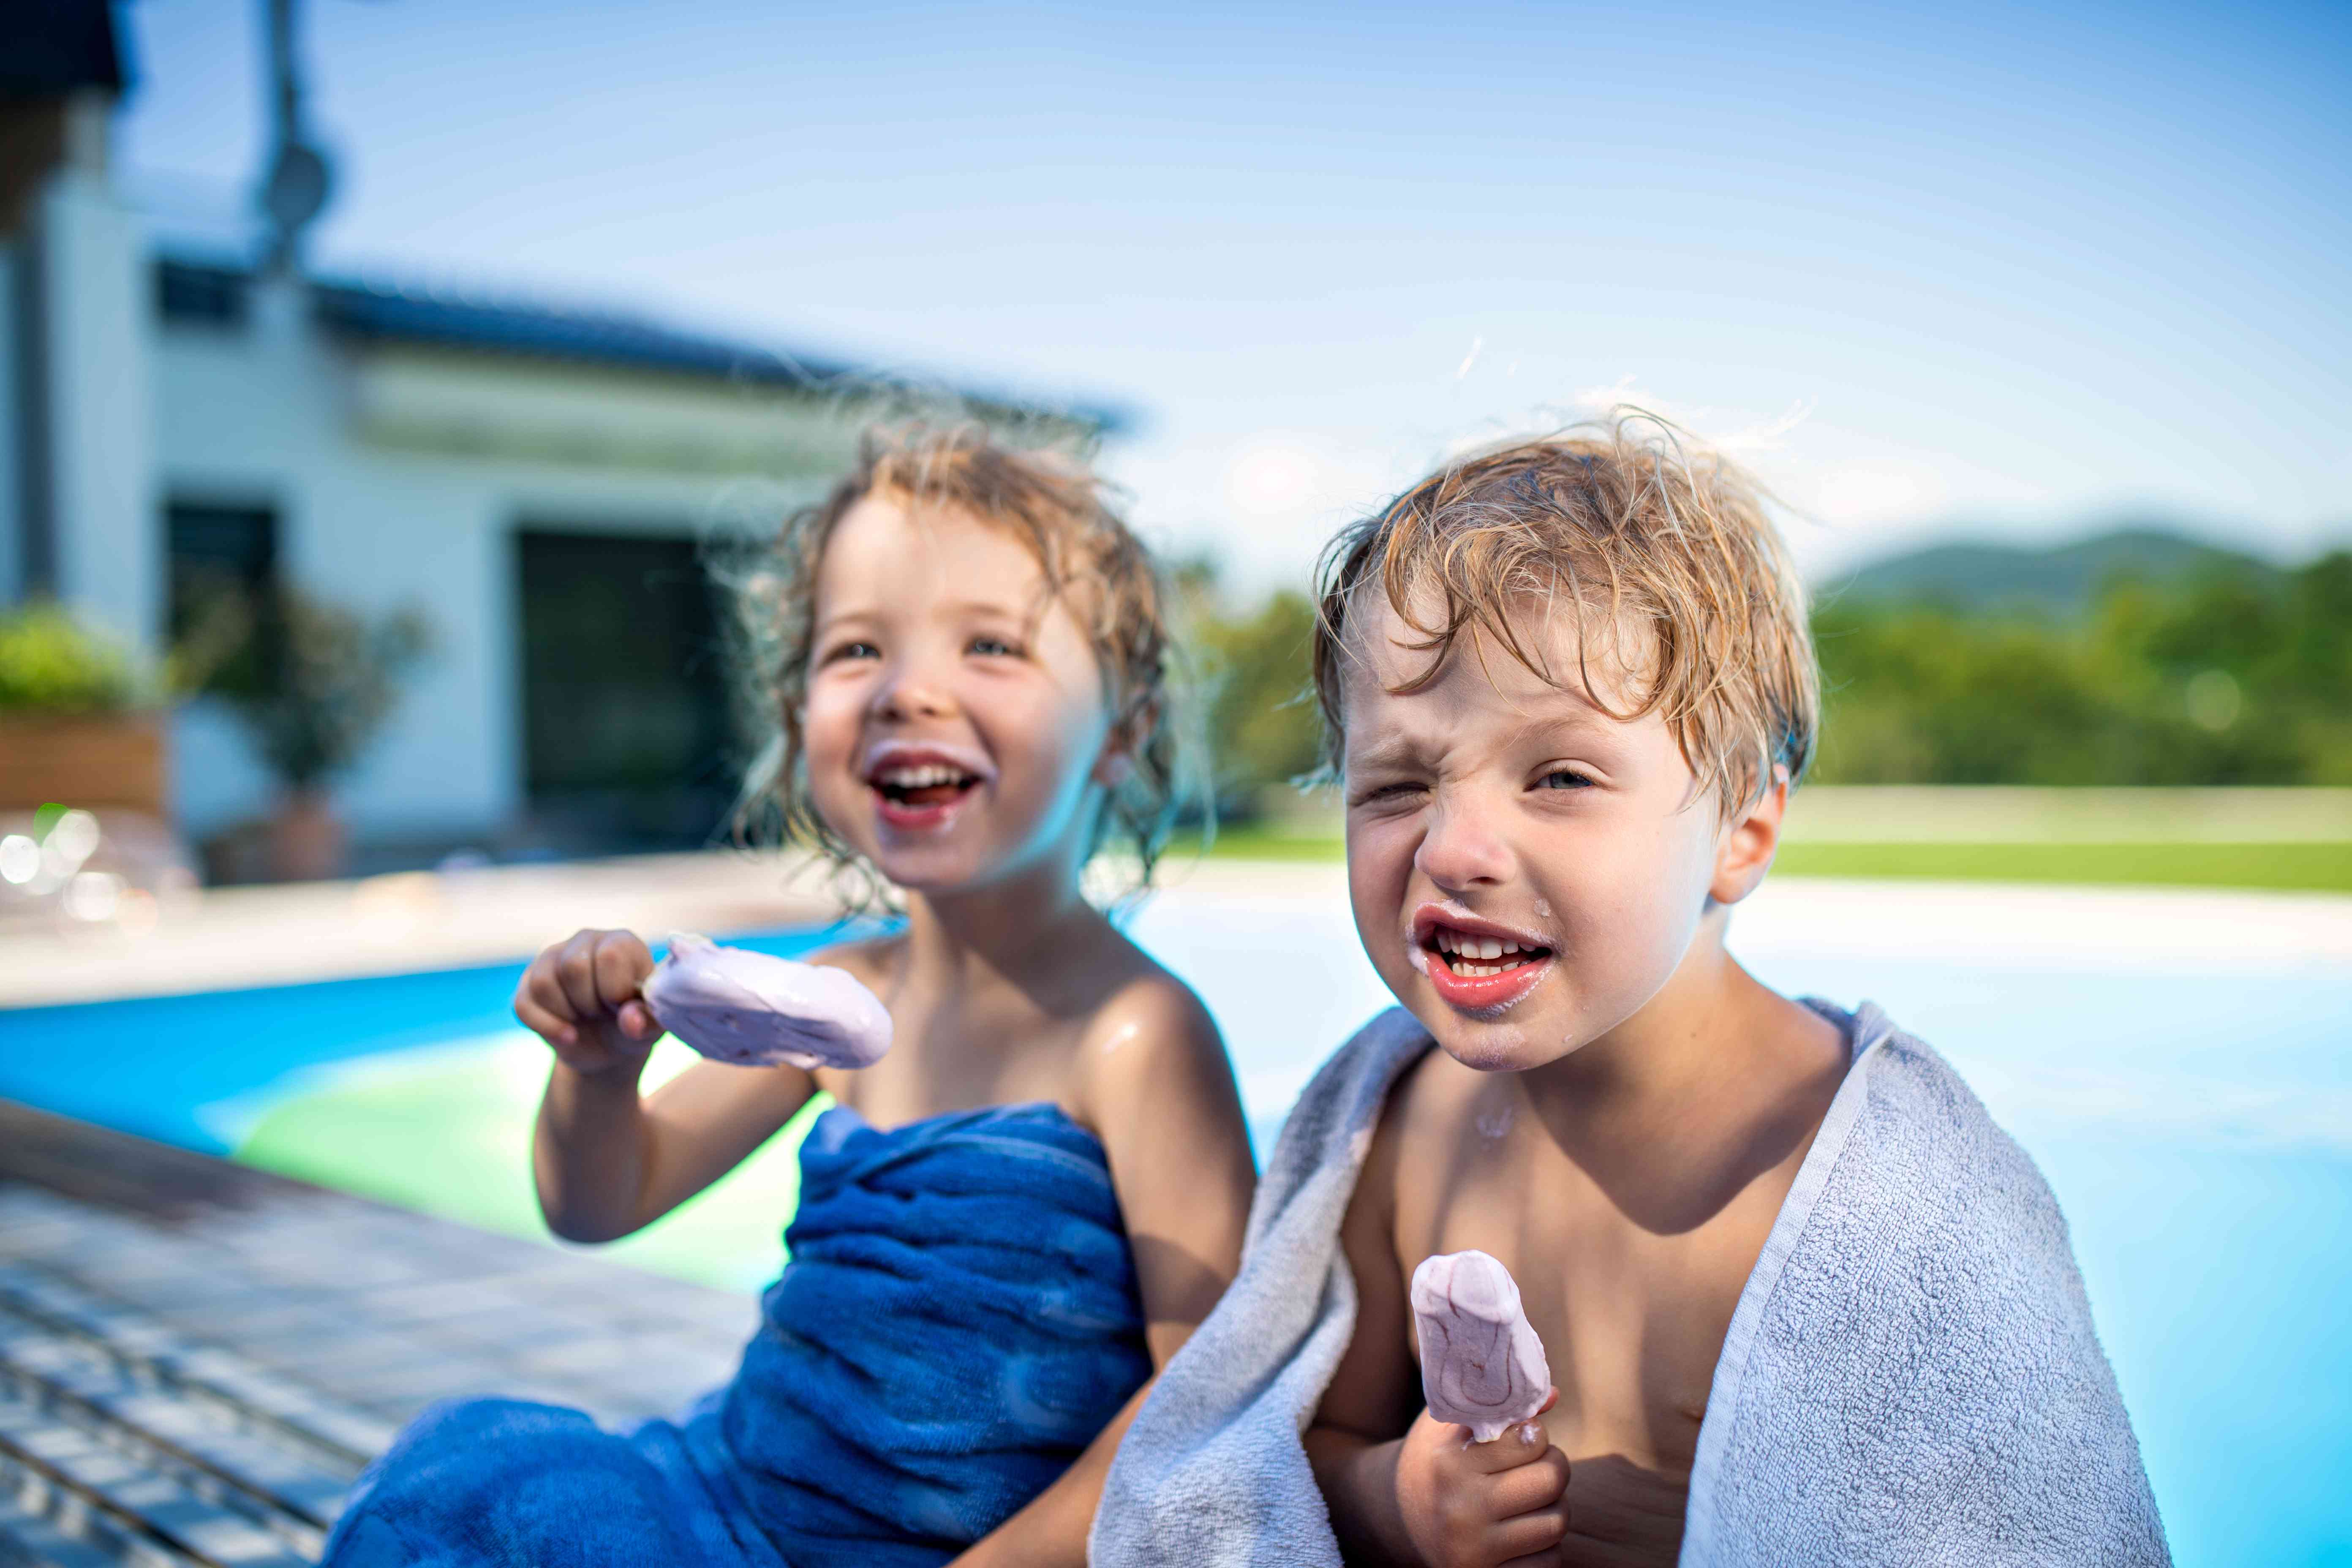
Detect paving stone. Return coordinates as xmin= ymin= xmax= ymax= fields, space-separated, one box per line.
xmin=0 ymin=1106 xmax=761 ymax=1563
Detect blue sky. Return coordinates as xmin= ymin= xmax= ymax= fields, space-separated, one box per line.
xmin=115 ymin=0 xmax=2351 ymax=588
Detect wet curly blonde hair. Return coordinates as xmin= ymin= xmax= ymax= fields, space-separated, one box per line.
xmin=1312 ymin=410 xmax=1818 ymax=818
xmin=731 ymin=422 xmax=1190 ymax=904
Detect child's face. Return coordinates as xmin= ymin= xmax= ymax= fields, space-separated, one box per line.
xmin=1339 ymin=591 xmax=1759 ymax=1072
xmin=802 ymin=495 xmax=1118 ymax=896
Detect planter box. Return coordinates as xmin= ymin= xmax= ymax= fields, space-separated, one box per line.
xmin=0 ymin=713 xmax=171 ymax=820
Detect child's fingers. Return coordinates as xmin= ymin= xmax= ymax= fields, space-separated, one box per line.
xmin=1459 ymin=1418 xmax=1553 ymax=1475
xmin=617 ymin=999 xmax=660 ymax=1041
xmin=592 ymin=932 xmax=653 ymax=1011
xmin=553 ymin=932 xmax=609 ymax=1021
xmin=1487 ymin=1503 xmax=1568 ymax=1564
xmin=1489 ymin=1446 xmax=1571 ymax=1516
xmin=517 ymin=962 xmax=580 ymax=1032
xmin=514 ymin=988 xmax=577 ymax=1048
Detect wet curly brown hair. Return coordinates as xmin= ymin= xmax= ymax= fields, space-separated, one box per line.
xmin=1312 ymin=410 xmax=1818 ymax=818
xmin=730 ymin=422 xmax=1192 ymax=904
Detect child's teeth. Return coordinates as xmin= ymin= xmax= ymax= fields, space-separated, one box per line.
xmin=882 ymin=764 xmax=970 ymax=788
xmin=1448 ymin=951 xmax=1538 ymax=981
xmin=1500 ymin=940 xmax=1520 ymax=955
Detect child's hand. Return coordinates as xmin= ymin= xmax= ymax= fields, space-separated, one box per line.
xmin=514 ymin=929 xmax=664 ymax=1076
xmin=1393 ymin=1391 xmax=1568 ymax=1568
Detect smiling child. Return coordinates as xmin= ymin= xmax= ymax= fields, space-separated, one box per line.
xmin=1095 ymin=416 xmax=2166 ymax=1568
xmin=323 ymin=426 xmax=1255 ymax=1568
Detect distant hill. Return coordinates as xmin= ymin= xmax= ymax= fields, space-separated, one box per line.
xmin=1820 ymin=523 xmax=2276 ymax=618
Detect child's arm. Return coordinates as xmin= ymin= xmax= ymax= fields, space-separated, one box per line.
xmin=516 ymin=928 xmax=819 ymax=1243
xmin=951 ymin=972 xmax=1257 ymax=1568
xmin=1303 ymin=1111 xmax=1569 ymax=1568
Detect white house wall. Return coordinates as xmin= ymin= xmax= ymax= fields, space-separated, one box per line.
xmin=0 ymin=242 xmax=20 ymax=608
xmin=42 ymin=170 xmax=158 ymax=646
xmin=154 ymin=284 xmax=841 ymax=847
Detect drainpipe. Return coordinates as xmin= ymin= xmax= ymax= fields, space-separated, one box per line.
xmin=259 ymin=0 xmax=332 ymax=280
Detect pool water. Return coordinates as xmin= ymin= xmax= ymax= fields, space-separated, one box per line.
xmin=4 ymin=896 xmax=2349 ymax=1566
xmin=0 ymin=929 xmax=841 ymax=1289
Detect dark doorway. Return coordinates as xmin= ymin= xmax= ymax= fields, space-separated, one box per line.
xmin=165 ymin=501 xmax=277 ymax=641
xmin=514 ymin=529 xmax=739 ymax=855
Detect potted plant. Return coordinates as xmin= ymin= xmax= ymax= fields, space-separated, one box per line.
xmin=0 ymin=604 xmax=169 ymax=820
xmin=201 ymin=580 xmax=432 ymax=882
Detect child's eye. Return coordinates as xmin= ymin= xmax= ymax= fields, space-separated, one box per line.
xmin=966 ymin=635 xmax=1022 ymax=658
xmin=1350 ymin=780 xmax=1426 ymax=808
xmin=1536 ymin=768 xmax=1593 ymax=791
xmin=822 ymin=640 xmax=881 ymax=664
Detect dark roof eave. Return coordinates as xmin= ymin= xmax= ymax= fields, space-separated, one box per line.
xmin=154 ymin=256 xmax=1131 ymax=436
xmin=308 ymin=274 xmax=1135 ymax=436
xmin=311 ymin=280 xmax=847 ymax=391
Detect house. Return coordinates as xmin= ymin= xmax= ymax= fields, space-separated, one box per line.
xmin=3 ymin=2 xmax=1122 ymax=868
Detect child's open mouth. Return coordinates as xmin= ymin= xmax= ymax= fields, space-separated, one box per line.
xmin=864 ymin=747 xmax=991 ymax=830
xmin=1413 ymin=909 xmax=1556 ymax=1013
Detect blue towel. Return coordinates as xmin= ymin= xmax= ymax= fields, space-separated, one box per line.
xmin=324 ymin=1102 xmax=1152 ymax=1568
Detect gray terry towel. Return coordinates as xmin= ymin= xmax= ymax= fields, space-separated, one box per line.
xmin=1091 ymin=1002 xmax=2169 ymax=1568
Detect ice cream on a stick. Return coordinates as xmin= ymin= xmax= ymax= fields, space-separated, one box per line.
xmin=642 ymin=934 xmax=893 ymax=1071
xmin=1410 ymin=1249 xmax=1552 ymax=1443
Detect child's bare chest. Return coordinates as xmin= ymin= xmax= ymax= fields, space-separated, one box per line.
xmin=1394 ymin=1137 xmax=1794 ymax=1558
xmin=1404 ymin=1200 xmax=1740 ymax=1464
xmin=820 ymin=1008 xmax=1086 ymax=1130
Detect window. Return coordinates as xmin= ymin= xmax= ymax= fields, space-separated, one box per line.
xmin=514 ymin=529 xmax=740 ymax=853
xmin=165 ymin=501 xmax=276 ymax=641
xmin=156 ymin=261 xmax=250 ymax=330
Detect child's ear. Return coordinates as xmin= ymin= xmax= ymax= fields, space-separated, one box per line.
xmin=1092 ymin=694 xmax=1156 ymax=790
xmin=1709 ymin=765 xmax=1791 ymax=906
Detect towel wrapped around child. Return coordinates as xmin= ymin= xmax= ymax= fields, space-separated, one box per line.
xmin=326 ymin=1101 xmax=1152 ymax=1568
xmin=1092 ymin=1002 xmax=2169 ymax=1568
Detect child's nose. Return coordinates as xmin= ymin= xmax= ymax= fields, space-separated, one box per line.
xmin=1414 ymin=799 xmax=1512 ymax=892
xmin=872 ymin=666 xmax=958 ymax=722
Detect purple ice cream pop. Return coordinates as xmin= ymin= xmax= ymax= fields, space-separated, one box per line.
xmin=1411 ymin=1249 xmax=1552 ymax=1443
xmin=642 ymin=933 xmax=893 ymax=1070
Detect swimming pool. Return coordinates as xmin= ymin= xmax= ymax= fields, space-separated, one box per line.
xmin=3 ymin=874 xmax=2347 ymax=1566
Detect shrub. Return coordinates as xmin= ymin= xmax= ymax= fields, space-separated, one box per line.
xmin=0 ymin=604 xmax=146 ymax=716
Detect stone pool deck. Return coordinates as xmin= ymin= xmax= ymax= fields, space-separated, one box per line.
xmin=0 ymin=1102 xmax=757 ymax=1566
xmin=0 ymin=849 xmax=843 ymax=1010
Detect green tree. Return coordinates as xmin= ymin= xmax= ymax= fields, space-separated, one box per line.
xmin=1192 ymin=588 xmax=1325 ymax=812
xmin=1811 ymin=552 xmax=2350 ymax=785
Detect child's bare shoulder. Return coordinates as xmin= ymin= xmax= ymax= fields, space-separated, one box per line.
xmin=1057 ymin=939 xmax=1237 ymax=1143
xmin=800 ymin=931 xmax=903 ymax=994
xmin=1076 ymin=951 xmax=1227 ymax=1087
xmin=1337 ymin=1041 xmax=1462 ymax=1224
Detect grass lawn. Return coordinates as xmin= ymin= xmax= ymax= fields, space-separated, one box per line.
xmin=1185 ymin=827 xmax=2352 ymax=893
xmin=1770 ymin=840 xmax=2352 ymax=892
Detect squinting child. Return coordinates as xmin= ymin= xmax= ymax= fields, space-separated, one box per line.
xmin=324 ymin=427 xmax=1257 ymax=1568
xmin=1095 ymin=417 xmax=2165 ymax=1568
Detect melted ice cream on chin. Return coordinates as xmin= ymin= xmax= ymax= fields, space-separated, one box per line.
xmin=1411 ymin=1249 xmax=1552 ymax=1443
xmin=642 ymin=934 xmax=893 ymax=1070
